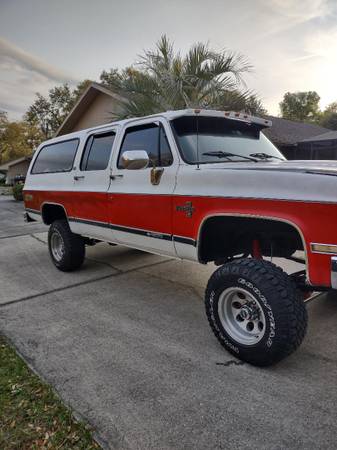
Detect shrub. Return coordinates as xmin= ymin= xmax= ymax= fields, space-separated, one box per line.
xmin=12 ymin=183 xmax=24 ymax=201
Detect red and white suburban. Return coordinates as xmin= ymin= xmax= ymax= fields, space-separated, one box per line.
xmin=23 ymin=109 xmax=337 ymax=366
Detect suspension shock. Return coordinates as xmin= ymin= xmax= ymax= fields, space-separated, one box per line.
xmin=252 ymin=239 xmax=262 ymax=259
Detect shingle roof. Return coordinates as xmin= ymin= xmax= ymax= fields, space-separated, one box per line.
xmin=263 ymin=116 xmax=329 ymax=146
xmin=299 ymin=130 xmax=337 ymax=143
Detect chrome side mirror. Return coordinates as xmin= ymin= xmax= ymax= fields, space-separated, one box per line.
xmin=121 ymin=150 xmax=149 ymax=170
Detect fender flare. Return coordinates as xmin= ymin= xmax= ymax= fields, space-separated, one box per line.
xmin=196 ymin=212 xmax=310 ymax=283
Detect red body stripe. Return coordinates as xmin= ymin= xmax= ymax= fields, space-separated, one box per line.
xmin=24 ymin=190 xmax=337 ymax=287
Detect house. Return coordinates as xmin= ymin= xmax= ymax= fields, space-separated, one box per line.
xmin=296 ymin=130 xmax=337 ymax=160
xmin=55 ymin=82 xmax=333 ymax=160
xmin=263 ymin=116 xmax=330 ymax=159
xmin=0 ymin=156 xmax=32 ymax=185
xmin=56 ymin=82 xmax=127 ymax=136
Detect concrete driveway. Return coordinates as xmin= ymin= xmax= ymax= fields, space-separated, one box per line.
xmin=1 ymin=196 xmax=337 ymax=449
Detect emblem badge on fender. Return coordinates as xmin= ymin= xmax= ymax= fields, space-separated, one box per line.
xmin=176 ymin=201 xmax=195 ymax=218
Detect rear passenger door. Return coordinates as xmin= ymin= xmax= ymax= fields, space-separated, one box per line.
xmin=70 ymin=128 xmax=117 ymax=241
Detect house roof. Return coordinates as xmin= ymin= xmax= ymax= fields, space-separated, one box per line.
xmin=56 ymin=82 xmax=127 ymax=136
xmin=0 ymin=156 xmax=32 ymax=172
xmin=299 ymin=130 xmax=337 ymax=143
xmin=263 ymin=116 xmax=329 ymax=146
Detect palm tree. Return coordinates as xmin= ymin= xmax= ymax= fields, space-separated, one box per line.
xmin=101 ymin=35 xmax=266 ymax=118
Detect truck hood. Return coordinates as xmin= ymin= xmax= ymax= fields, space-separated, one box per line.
xmin=177 ymin=159 xmax=337 ymax=204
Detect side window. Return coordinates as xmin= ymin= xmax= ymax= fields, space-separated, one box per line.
xmin=117 ymin=123 xmax=173 ymax=169
xmin=80 ymin=131 xmax=115 ymax=171
xmin=31 ymin=139 xmax=79 ymax=174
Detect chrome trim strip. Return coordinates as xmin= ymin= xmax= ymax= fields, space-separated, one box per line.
xmin=173 ymin=235 xmax=197 ymax=246
xmin=331 ymin=257 xmax=337 ymax=289
xmin=68 ymin=217 xmax=195 ymax=245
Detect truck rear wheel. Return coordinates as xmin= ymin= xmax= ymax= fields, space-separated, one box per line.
xmin=48 ymin=219 xmax=85 ymax=272
xmin=205 ymin=258 xmax=307 ymax=366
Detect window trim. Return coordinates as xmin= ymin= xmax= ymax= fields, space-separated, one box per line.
xmin=117 ymin=121 xmax=174 ymax=170
xmin=80 ymin=130 xmax=116 ymax=172
xmin=31 ymin=138 xmax=80 ymax=175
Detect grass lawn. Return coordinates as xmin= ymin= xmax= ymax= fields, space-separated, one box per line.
xmin=0 ymin=335 xmax=100 ymax=449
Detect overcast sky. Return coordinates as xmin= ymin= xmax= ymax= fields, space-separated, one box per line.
xmin=0 ymin=0 xmax=336 ymax=120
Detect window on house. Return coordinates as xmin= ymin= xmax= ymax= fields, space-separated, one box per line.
xmin=31 ymin=139 xmax=79 ymax=174
xmin=117 ymin=123 xmax=173 ymax=169
xmin=80 ymin=131 xmax=115 ymax=171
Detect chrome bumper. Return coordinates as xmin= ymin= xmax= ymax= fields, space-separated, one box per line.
xmin=331 ymin=257 xmax=337 ymax=289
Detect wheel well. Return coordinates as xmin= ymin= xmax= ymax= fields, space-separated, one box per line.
xmin=41 ymin=204 xmax=67 ymax=225
xmin=198 ymin=216 xmax=304 ymax=263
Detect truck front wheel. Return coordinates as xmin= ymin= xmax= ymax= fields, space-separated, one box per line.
xmin=205 ymin=258 xmax=307 ymax=366
xmin=48 ymin=220 xmax=85 ymax=272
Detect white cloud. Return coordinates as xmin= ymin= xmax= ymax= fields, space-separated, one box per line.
xmin=0 ymin=37 xmax=79 ymax=119
xmin=242 ymin=0 xmax=337 ymax=114
xmin=0 ymin=37 xmax=78 ymax=84
xmin=259 ymin=0 xmax=333 ymax=35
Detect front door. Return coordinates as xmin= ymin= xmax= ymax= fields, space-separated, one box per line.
xmin=71 ymin=127 xmax=118 ymax=241
xmin=108 ymin=119 xmax=178 ymax=256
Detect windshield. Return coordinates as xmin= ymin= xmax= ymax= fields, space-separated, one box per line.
xmin=171 ymin=116 xmax=285 ymax=164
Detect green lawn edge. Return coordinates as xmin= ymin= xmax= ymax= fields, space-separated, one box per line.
xmin=0 ymin=335 xmax=100 ymax=449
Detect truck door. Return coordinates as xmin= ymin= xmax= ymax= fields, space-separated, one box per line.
xmin=108 ymin=119 xmax=178 ymax=256
xmin=71 ymin=127 xmax=118 ymax=242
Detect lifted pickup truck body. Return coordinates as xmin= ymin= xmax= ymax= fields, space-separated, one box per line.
xmin=23 ymin=109 xmax=337 ymax=366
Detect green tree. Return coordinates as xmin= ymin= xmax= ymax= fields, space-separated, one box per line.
xmin=100 ymin=35 xmax=266 ymax=118
xmin=25 ymin=81 xmax=92 ymax=139
xmin=0 ymin=113 xmax=43 ymax=164
xmin=320 ymin=101 xmax=337 ymax=130
xmin=279 ymin=91 xmax=321 ymax=122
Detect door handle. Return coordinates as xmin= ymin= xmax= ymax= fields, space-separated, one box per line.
xmin=110 ymin=174 xmax=123 ymax=180
xmin=74 ymin=175 xmax=85 ymax=180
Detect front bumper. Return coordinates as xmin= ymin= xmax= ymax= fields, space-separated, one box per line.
xmin=331 ymin=257 xmax=337 ymax=289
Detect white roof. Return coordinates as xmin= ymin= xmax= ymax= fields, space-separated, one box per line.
xmin=43 ymin=109 xmax=273 ymax=146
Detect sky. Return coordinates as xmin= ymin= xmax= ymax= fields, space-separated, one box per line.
xmin=0 ymin=0 xmax=336 ymax=120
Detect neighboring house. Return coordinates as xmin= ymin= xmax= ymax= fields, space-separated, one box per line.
xmin=263 ymin=116 xmax=330 ymax=159
xmin=0 ymin=156 xmax=32 ymax=185
xmin=296 ymin=130 xmax=337 ymax=160
xmin=56 ymin=82 xmax=127 ymax=136
xmin=56 ymin=82 xmax=334 ymax=160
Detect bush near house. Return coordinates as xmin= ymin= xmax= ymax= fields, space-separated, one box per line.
xmin=12 ymin=183 xmax=23 ymax=201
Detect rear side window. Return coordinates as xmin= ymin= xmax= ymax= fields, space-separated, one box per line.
xmin=80 ymin=132 xmax=115 ymax=171
xmin=31 ymin=139 xmax=79 ymax=174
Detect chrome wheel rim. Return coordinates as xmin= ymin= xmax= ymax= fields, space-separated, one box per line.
xmin=50 ymin=231 xmax=64 ymax=262
xmin=218 ymin=287 xmax=266 ymax=345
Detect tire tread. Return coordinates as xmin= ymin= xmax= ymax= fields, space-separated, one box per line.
xmin=205 ymin=258 xmax=308 ymax=366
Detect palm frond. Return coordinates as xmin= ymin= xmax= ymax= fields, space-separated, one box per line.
xmin=108 ymin=35 xmax=265 ymax=119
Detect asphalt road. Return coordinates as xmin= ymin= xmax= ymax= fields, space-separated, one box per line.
xmin=0 ymin=196 xmax=337 ymax=449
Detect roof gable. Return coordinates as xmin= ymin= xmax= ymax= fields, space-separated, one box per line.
xmin=56 ymin=82 xmax=127 ymax=136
